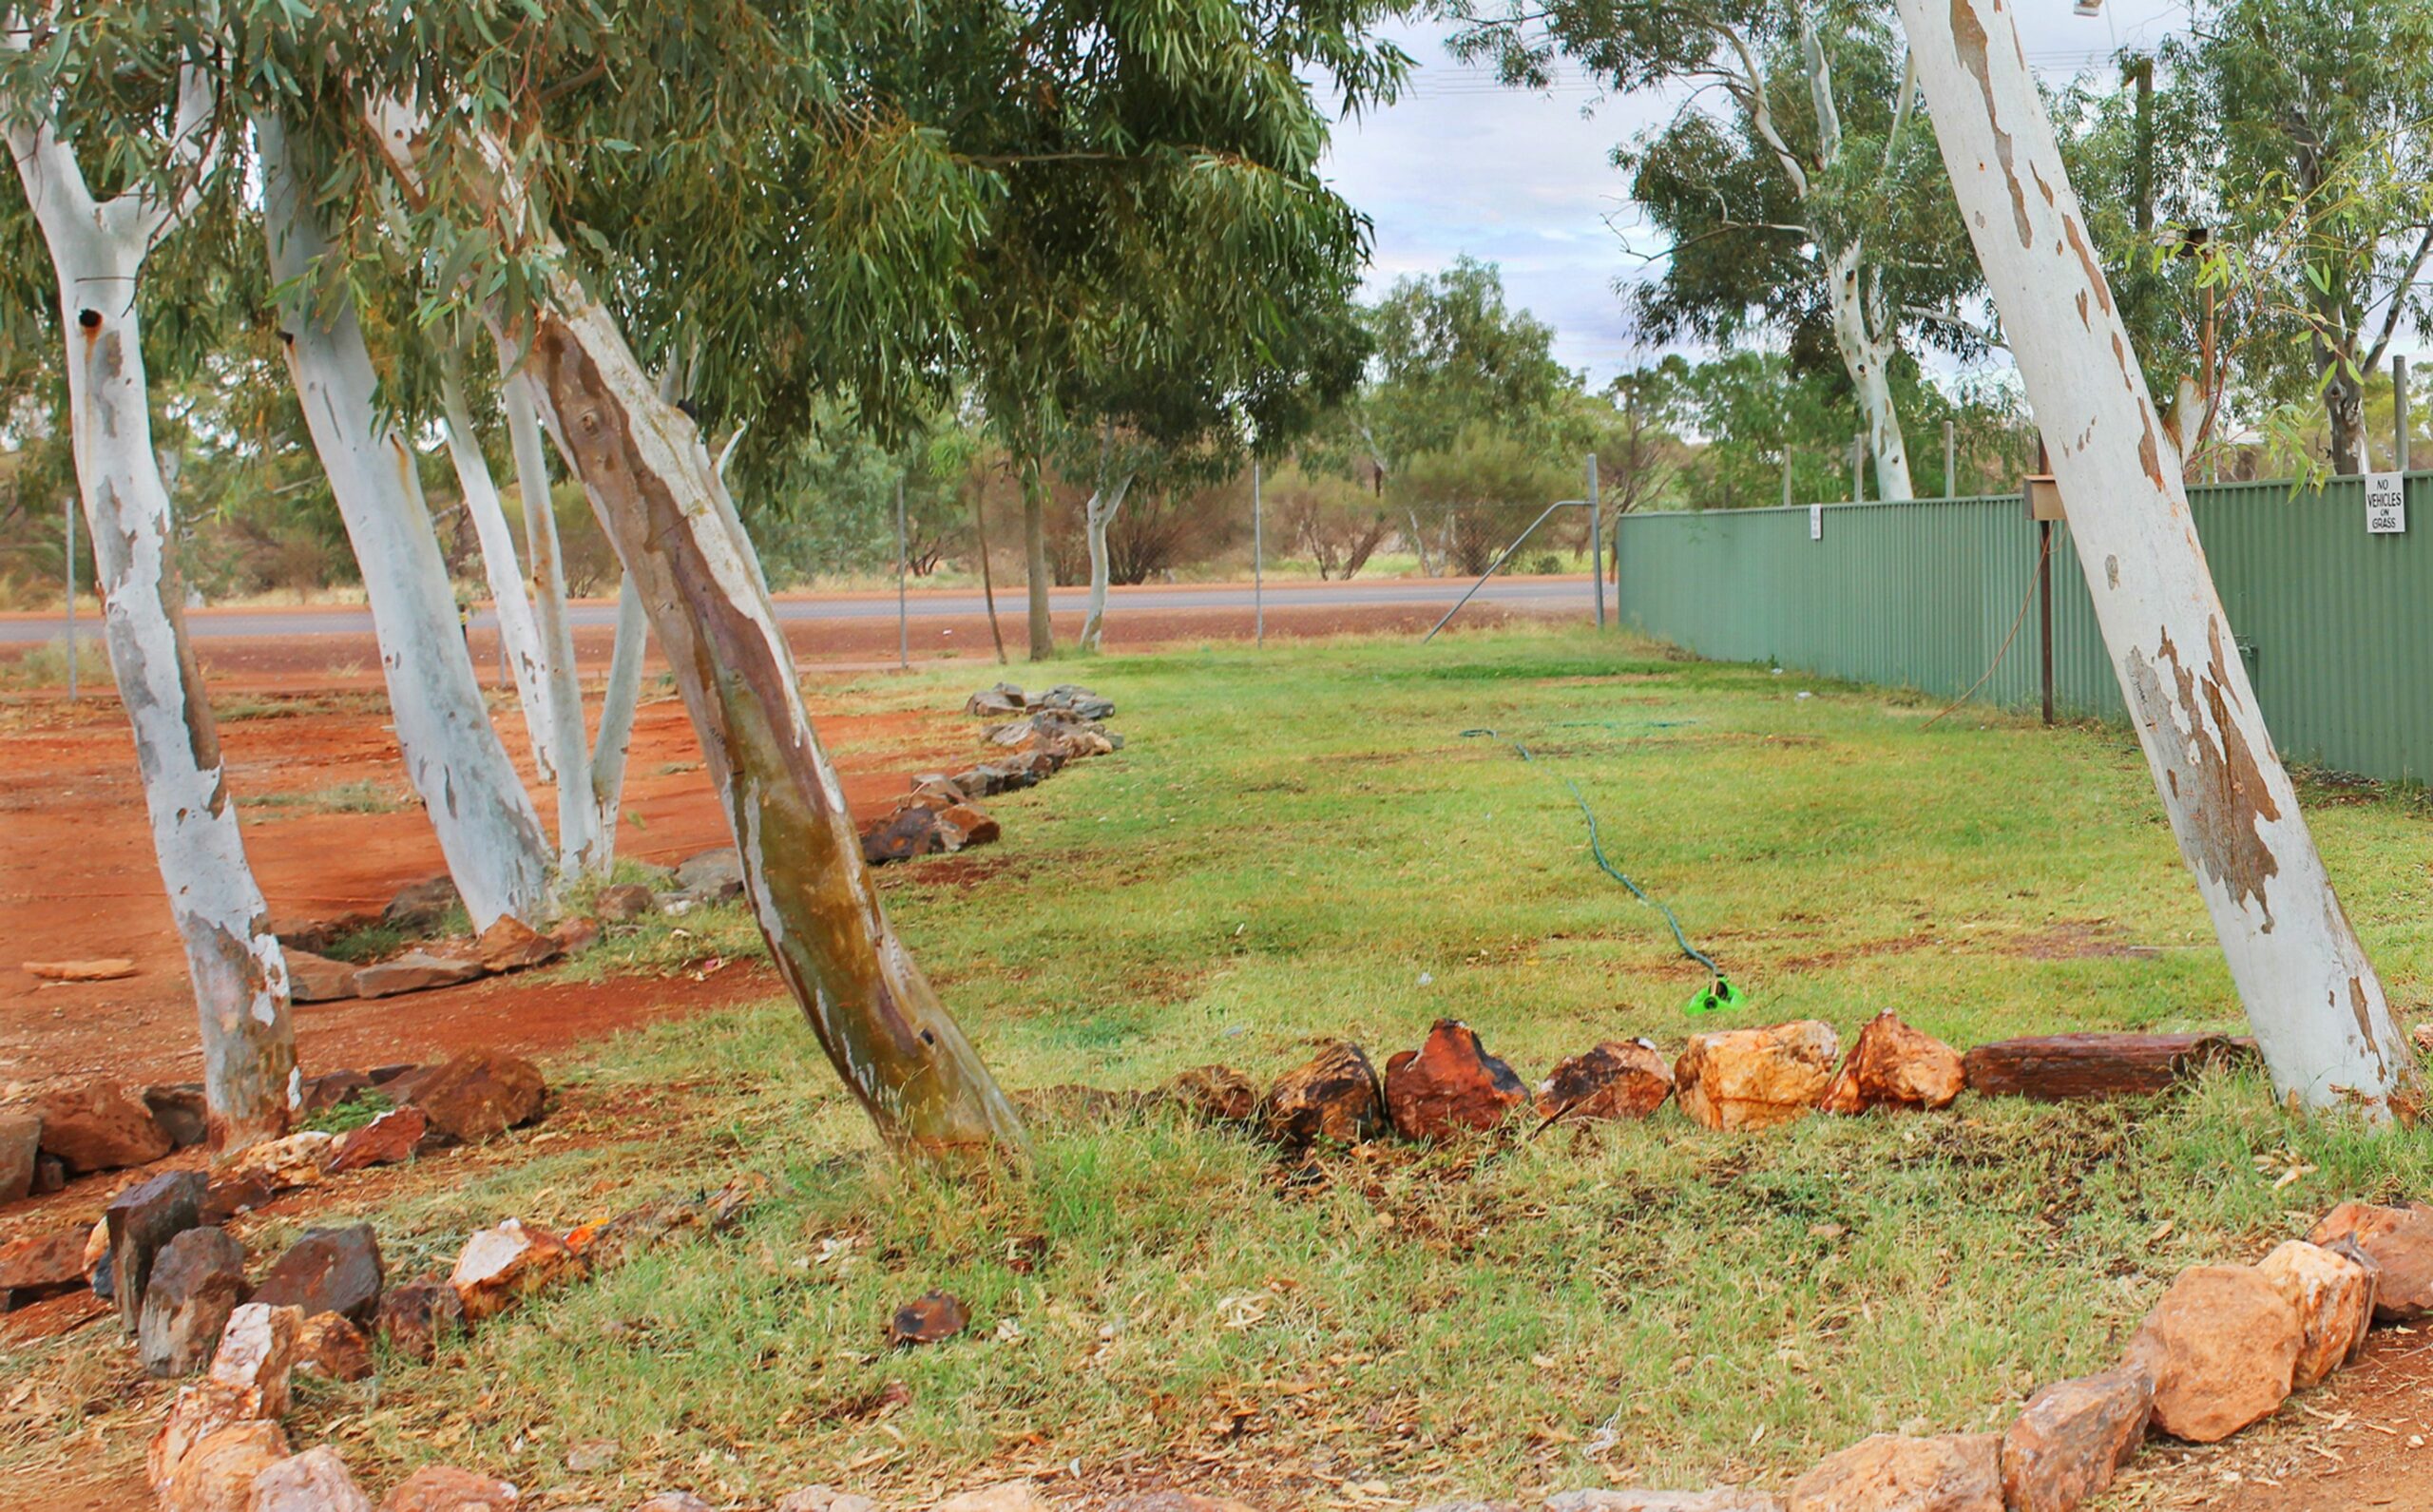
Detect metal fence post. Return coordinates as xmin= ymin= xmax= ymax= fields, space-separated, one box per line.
xmin=1253 ymin=460 xmax=1264 ymax=647
xmin=64 ymin=496 xmax=77 ymax=701
xmin=1587 ymin=452 xmax=1603 ymax=629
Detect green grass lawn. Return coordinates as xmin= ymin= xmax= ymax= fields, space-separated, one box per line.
xmin=44 ymin=625 xmax=2433 ymax=1507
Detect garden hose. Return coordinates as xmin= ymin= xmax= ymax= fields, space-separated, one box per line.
xmin=1459 ymin=728 xmax=1745 ymax=1017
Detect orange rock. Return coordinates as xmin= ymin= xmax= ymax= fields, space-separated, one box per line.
xmin=473 ymin=916 xmax=562 ymax=974
xmin=377 ymin=1464 xmax=523 ymax=1510
xmin=1819 ymin=1012 xmax=1965 ymax=1114
xmin=1999 ymin=1363 xmax=2153 ymax=1512
xmin=297 ymin=1311 xmax=377 ymax=1382
xmin=165 ymin=1420 xmax=292 ymax=1512
xmin=2256 ymin=1240 xmax=2375 ymax=1388
xmin=31 ymin=1076 xmax=172 ymax=1173
xmin=1257 ymin=1041 xmax=1386 ymax=1147
xmin=1675 ymin=1022 xmax=1839 ymax=1131
xmin=2126 ymin=1266 xmax=2302 ymax=1443
xmin=220 ymin=1131 xmax=336 ymax=1193
xmin=1536 ymin=1040 xmax=1674 ymax=1121
xmin=407 ymin=1050 xmax=546 ymax=1144
xmin=2308 ymin=1200 xmax=2433 ymax=1321
xmin=1384 ymin=1020 xmax=1529 ymax=1139
xmin=450 ymin=1219 xmax=581 ymax=1322
xmin=150 ymin=1380 xmax=256 ymax=1498
xmin=253 ymin=1445 xmax=374 ymax=1511
xmin=20 ymin=957 xmax=136 ymax=982
xmin=209 ymin=1302 xmax=306 ymax=1420
xmin=1787 ymin=1433 xmax=2001 ymax=1511
xmin=324 ymin=1106 xmax=429 ymax=1175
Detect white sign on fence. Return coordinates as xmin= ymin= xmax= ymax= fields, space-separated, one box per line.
xmin=1810 ymin=504 xmax=1824 ymax=541
xmin=2366 ymin=471 xmax=2406 ymax=533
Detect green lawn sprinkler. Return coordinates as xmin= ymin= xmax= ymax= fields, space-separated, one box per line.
xmin=1684 ymin=976 xmax=1747 ymax=1016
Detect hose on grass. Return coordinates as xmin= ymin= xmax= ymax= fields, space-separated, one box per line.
xmin=1459 ymin=727 xmax=1737 ymax=1012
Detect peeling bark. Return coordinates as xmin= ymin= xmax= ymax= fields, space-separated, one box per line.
xmin=7 ymin=72 xmax=296 ymax=1149
xmin=1898 ymin=0 xmax=2415 ymax=1115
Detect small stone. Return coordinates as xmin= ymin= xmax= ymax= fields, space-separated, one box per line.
xmin=20 ymin=956 xmax=137 ymax=982
xmin=637 ymin=1495 xmax=714 ymax=1512
xmin=105 ymin=1167 xmax=205 ymax=1329
xmin=1258 ymin=1041 xmax=1387 ymax=1147
xmin=381 ymin=874 xmax=461 ymax=933
xmin=548 ymin=915 xmax=602 ymax=953
xmin=474 ymin=916 xmax=563 ymax=973
xmin=297 ymin=1311 xmax=376 ymax=1381
xmin=861 ymin=805 xmax=946 ymax=864
xmin=1674 ymin=1021 xmax=1840 ymax=1132
xmin=31 ymin=1152 xmax=64 ymax=1194
xmin=1544 ymin=1495 xmax=1782 ymax=1512
xmin=0 ymin=1226 xmax=90 ymax=1307
xmin=1819 ymin=1012 xmax=1966 ymax=1115
xmin=937 ymin=804 xmax=1001 ymax=849
xmin=1385 ymin=1020 xmax=1529 ymax=1139
xmin=407 ymin=1050 xmax=547 ymax=1144
xmin=376 ymin=1279 xmax=466 ymax=1362
xmin=377 ymin=1465 xmax=522 ymax=1510
xmin=220 ymin=1130 xmax=337 ymax=1193
xmin=1536 ymin=1041 xmax=1675 ymax=1122
xmin=138 ymin=1226 xmax=250 ymax=1377
xmin=252 ymin=1445 xmax=375 ymax=1511
xmin=209 ymin=1301 xmax=305 ymax=1420
xmin=326 ymin=1106 xmax=429 ymax=1175
xmin=596 ymin=883 xmax=656 ymax=922
xmin=1786 ymin=1433 xmax=2001 ymax=1511
xmin=31 ymin=1076 xmax=173 ymax=1173
xmin=1158 ymin=1065 xmax=1259 ymax=1123
xmin=937 ymin=1483 xmax=1044 ymax=1512
xmin=165 ymin=1419 xmax=291 ymax=1512
xmin=0 ymin=1111 xmax=38 ymax=1201
xmin=354 ymin=949 xmax=487 ymax=998
xmin=253 ymin=1224 xmax=384 ymax=1324
xmin=888 ymin=1290 xmax=969 ymax=1346
xmin=284 ymin=949 xmax=362 ymax=1003
xmin=142 ymin=1084 xmax=212 ymax=1147
xmin=2308 ymin=1200 xmax=2433 ymax=1321
xmin=450 ymin=1218 xmax=580 ymax=1322
xmin=2125 ymin=1264 xmax=2303 ymax=1443
xmin=775 ymin=1488 xmax=879 ymax=1512
xmin=301 ymin=1069 xmax=375 ymax=1114
xmin=1998 ymin=1363 xmax=2153 ymax=1512
xmin=2256 ymin=1239 xmax=2375 ymax=1388
xmin=674 ymin=847 xmax=746 ymax=902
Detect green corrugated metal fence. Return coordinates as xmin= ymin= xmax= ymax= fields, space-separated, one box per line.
xmin=1612 ymin=473 xmax=2433 ymax=785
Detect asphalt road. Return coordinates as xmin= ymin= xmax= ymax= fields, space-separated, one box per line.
xmin=1 ymin=575 xmax=1601 ymax=641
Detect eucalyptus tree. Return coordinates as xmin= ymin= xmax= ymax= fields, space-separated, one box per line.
xmin=0 ymin=18 xmax=297 ymax=1147
xmin=1445 ymin=0 xmax=1983 ymax=500
xmin=1896 ymin=0 xmax=2417 ymax=1116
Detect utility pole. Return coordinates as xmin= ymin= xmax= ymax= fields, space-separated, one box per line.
xmin=1252 ymin=461 xmax=1264 ymax=647
xmin=64 ymin=496 xmax=77 ymax=701
xmin=894 ymin=478 xmax=909 ymax=672
xmin=2397 ymin=355 xmax=2412 ymax=471
xmin=1587 ymin=452 xmax=1603 ymax=629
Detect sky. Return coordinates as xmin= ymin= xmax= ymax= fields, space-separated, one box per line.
xmin=1318 ymin=4 xmax=2199 ymax=385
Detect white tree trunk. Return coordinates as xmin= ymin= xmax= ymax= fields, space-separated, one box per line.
xmin=501 ymin=356 xmax=603 ymax=872
xmin=438 ymin=356 xmax=558 ymax=783
xmin=1897 ymin=0 xmax=2415 ymax=1114
xmin=259 ymin=114 xmax=550 ymax=929
xmin=1077 ymin=470 xmax=1134 ymax=654
xmin=586 ymin=573 xmax=649 ymax=871
xmin=1824 ymin=242 xmax=1916 ymax=500
xmin=7 ymin=85 xmax=296 ymax=1149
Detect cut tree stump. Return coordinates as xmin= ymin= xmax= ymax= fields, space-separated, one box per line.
xmin=1964 ymin=1033 xmax=2259 ymax=1102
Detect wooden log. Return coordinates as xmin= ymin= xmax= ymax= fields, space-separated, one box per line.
xmin=1964 ymin=1033 xmax=2261 ymax=1102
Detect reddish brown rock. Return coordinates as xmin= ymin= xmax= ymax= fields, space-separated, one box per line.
xmin=407 ymin=1050 xmax=546 ymax=1144
xmin=165 ymin=1419 xmax=292 ymax=1512
xmin=253 ymin=1224 xmax=384 ymax=1324
xmin=637 ymin=1495 xmax=715 ymax=1512
xmin=1998 ymin=1363 xmax=2153 ymax=1512
xmin=450 ymin=1218 xmax=580 ymax=1322
xmin=382 ymin=874 xmax=460 ymax=932
xmin=137 ymin=1226 xmax=250 ymax=1377
xmin=284 ymin=949 xmax=362 ymax=1004
xmin=297 ymin=1311 xmax=377 ymax=1381
xmin=1675 ymin=1022 xmax=1840 ymax=1132
xmin=1384 ymin=1020 xmax=1529 ymax=1139
xmin=1536 ymin=1040 xmax=1674 ymax=1122
xmin=220 ymin=1131 xmax=337 ymax=1192
xmin=887 ymin=1290 xmax=970 ymax=1346
xmin=938 ymin=804 xmax=1001 ymax=848
xmin=0 ymin=1226 xmax=90 ymax=1307
xmin=1786 ymin=1433 xmax=2001 ymax=1512
xmin=1105 ymin=1497 xmax=1267 ymax=1512
xmin=0 ymin=1111 xmax=38 ymax=1202
xmin=354 ymin=949 xmax=487 ymax=999
xmin=1257 ymin=1041 xmax=1387 ymax=1147
xmin=2308 ymin=1200 xmax=2433 ymax=1321
xmin=2126 ymin=1265 xmax=2303 ymax=1442
xmin=31 ymin=1076 xmax=172 ymax=1173
xmin=595 ymin=883 xmax=656 ymax=922
xmin=378 ymin=1464 xmax=523 ymax=1510
xmin=209 ymin=1301 xmax=305 ymax=1420
xmin=1159 ymin=1064 xmax=1259 ymax=1123
xmin=376 ymin=1279 xmax=466 ymax=1362
xmin=1819 ymin=1012 xmax=1965 ymax=1115
xmin=548 ymin=914 xmax=603 ymax=953
xmin=201 ymin=1173 xmax=278 ymax=1226
xmin=1960 ymin=1032 xmax=2257 ymax=1101
xmin=253 ymin=1445 xmax=375 ymax=1511
xmin=152 ymin=1380 xmax=257 ymax=1497
xmin=20 ymin=956 xmax=137 ymax=982
xmin=861 ymin=804 xmax=946 ymax=864
xmin=325 ymin=1106 xmax=429 ymax=1175
xmin=301 ymin=1069 xmax=374 ymax=1114
xmin=143 ymin=1084 xmax=211 ymax=1147
xmin=105 ymin=1168 xmax=205 ymax=1328
xmin=2257 ymin=1239 xmax=2376 ymax=1387
xmin=473 ymin=916 xmax=563 ymax=973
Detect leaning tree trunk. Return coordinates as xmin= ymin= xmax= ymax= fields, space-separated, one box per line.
xmin=1896 ymin=0 xmax=2416 ymax=1115
xmin=585 ymin=573 xmax=650 ymax=871
xmin=260 ymin=115 xmax=550 ymax=929
xmin=501 ymin=354 xmax=604 ymax=872
xmin=438 ymin=354 xmax=559 ymax=782
xmin=7 ymin=86 xmax=296 ymax=1150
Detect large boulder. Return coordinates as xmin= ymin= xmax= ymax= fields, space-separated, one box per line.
xmin=450 ymin=1218 xmax=580 ymax=1322
xmin=1674 ymin=1022 xmax=1840 ymax=1131
xmin=1535 ymin=1041 xmax=1674 ymax=1122
xmin=137 ymin=1226 xmax=250 ymax=1377
xmin=1786 ymin=1433 xmax=2002 ymax=1512
xmin=325 ymin=1106 xmax=429 ymax=1175
xmin=105 ymin=1167 xmax=205 ymax=1329
xmin=402 ymin=1050 xmax=546 ymax=1144
xmin=1384 ymin=1020 xmax=1529 ymax=1139
xmin=30 ymin=1076 xmax=172 ymax=1173
xmin=2256 ymin=1239 xmax=2375 ymax=1388
xmin=1818 ymin=1013 xmax=1964 ymax=1115
xmin=382 ymin=875 xmax=461 ymax=933
xmin=674 ymin=846 xmax=746 ymax=903
xmin=354 ymin=949 xmax=486 ymax=999
xmin=252 ymin=1224 xmax=384 ymax=1325
xmin=378 ymin=1465 xmax=523 ymax=1510
xmin=2125 ymin=1265 xmax=2303 ymax=1443
xmin=253 ymin=1445 xmax=375 ymax=1512
xmin=1997 ymin=1362 xmax=2153 ymax=1512
xmin=376 ymin=1279 xmax=466 ymax=1363
xmin=2308 ymin=1200 xmax=2433 ymax=1321
xmin=1257 ymin=1041 xmax=1387 ymax=1148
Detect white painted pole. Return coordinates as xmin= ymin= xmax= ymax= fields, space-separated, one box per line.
xmin=895 ymin=477 xmax=910 ymax=671
xmin=63 ymin=495 xmax=76 ymax=701
xmin=1895 ymin=0 xmax=2415 ymax=1113
xmin=1587 ymin=452 xmax=1603 ymax=629
xmin=1253 ymin=460 xmax=1264 ymax=646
